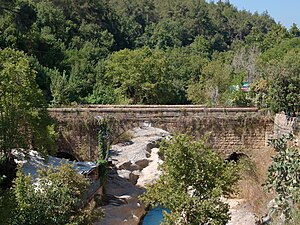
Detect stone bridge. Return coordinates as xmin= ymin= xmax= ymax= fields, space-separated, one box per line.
xmin=48 ymin=105 xmax=274 ymax=161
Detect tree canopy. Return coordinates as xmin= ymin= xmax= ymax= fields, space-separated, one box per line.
xmin=0 ymin=48 xmax=55 ymax=160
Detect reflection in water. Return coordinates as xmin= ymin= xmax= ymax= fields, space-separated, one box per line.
xmin=143 ymin=206 xmax=170 ymax=225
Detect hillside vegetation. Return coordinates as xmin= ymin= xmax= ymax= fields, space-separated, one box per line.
xmin=0 ymin=0 xmax=299 ymax=113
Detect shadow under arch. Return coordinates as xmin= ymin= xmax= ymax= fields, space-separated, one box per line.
xmin=56 ymin=151 xmax=78 ymax=162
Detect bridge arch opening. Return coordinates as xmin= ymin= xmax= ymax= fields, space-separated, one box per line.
xmin=225 ymin=152 xmax=248 ymax=163
xmin=56 ymin=152 xmax=78 ymax=161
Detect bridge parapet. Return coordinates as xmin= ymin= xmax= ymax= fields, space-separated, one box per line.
xmin=48 ymin=106 xmax=259 ymax=121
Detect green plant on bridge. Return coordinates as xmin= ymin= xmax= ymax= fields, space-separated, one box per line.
xmin=265 ymin=134 xmax=300 ymax=223
xmin=97 ymin=119 xmax=110 ymax=178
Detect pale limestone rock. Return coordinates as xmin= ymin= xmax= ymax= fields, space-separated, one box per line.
xmin=94 ymin=169 xmax=146 ymax=225
xmin=137 ymin=148 xmax=163 ymax=188
xmin=224 ymin=198 xmax=257 ymax=225
xmin=109 ymin=127 xmax=169 ymax=173
xmin=95 ymin=126 xmax=170 ymax=225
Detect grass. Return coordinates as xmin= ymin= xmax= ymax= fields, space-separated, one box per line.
xmin=234 ymin=146 xmax=275 ymax=216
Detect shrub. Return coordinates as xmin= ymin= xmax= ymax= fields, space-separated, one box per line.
xmin=140 ymin=134 xmax=240 ymax=224
xmin=265 ymin=135 xmax=300 ymax=223
xmin=12 ymin=163 xmax=101 ymax=225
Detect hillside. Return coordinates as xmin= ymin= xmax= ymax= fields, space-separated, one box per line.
xmin=0 ymin=0 xmax=299 ymax=113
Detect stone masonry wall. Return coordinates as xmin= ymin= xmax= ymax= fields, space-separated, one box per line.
xmin=48 ymin=106 xmax=274 ymax=161
xmin=150 ymin=115 xmax=273 ymax=157
xmin=274 ymin=113 xmax=300 ymax=147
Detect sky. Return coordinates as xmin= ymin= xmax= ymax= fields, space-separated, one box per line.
xmin=212 ymin=0 xmax=300 ymax=28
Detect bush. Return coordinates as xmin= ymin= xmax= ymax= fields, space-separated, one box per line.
xmin=12 ymin=163 xmax=101 ymax=225
xmin=140 ymin=134 xmax=240 ymax=224
xmin=265 ymin=135 xmax=300 ymax=223
xmin=229 ymin=90 xmax=253 ymax=106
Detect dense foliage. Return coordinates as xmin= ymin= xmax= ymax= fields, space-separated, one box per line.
xmin=254 ymin=38 xmax=300 ymax=115
xmin=265 ymin=135 xmax=300 ymax=223
xmin=0 ymin=48 xmax=56 ymax=189
xmin=0 ymin=48 xmax=55 ymax=156
xmin=140 ymin=134 xmax=240 ymax=224
xmin=1 ymin=0 xmax=299 ymax=113
xmin=11 ymin=163 xmax=102 ymax=225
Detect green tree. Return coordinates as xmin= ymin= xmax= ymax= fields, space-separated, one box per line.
xmin=0 ymin=48 xmax=55 ymax=157
xmin=268 ymin=54 xmax=300 ymax=115
xmin=187 ymin=53 xmax=236 ymax=105
xmin=289 ymin=23 xmax=300 ymax=38
xmin=107 ymin=0 xmax=158 ymax=30
xmin=253 ymin=38 xmax=300 ymax=114
xmin=50 ymin=70 xmax=69 ymax=105
xmin=265 ymin=135 xmax=300 ymax=223
xmin=261 ymin=24 xmax=290 ymax=52
xmin=160 ymin=47 xmax=209 ymax=104
xmin=153 ymin=0 xmax=212 ymax=45
xmin=189 ymin=35 xmax=212 ymax=58
xmin=104 ymin=47 xmax=181 ymax=104
xmin=259 ymin=37 xmax=300 ymax=63
xmin=138 ymin=19 xmax=184 ymax=49
xmin=141 ymin=134 xmax=240 ymax=224
xmin=85 ymin=82 xmax=117 ymax=104
xmin=0 ymin=48 xmax=56 ymax=186
xmin=12 ymin=163 xmax=101 ymax=225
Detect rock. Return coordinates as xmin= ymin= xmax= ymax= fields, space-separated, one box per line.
xmin=109 ymin=127 xmax=169 ymax=172
xmin=135 ymin=159 xmax=149 ymax=169
xmin=95 ymin=127 xmax=170 ymax=225
xmin=146 ymin=142 xmax=159 ymax=152
xmin=224 ymin=198 xmax=258 ymax=225
xmin=95 ymin=169 xmax=146 ymax=225
xmin=117 ymin=170 xmax=131 ymax=180
xmin=137 ymin=148 xmax=163 ymax=188
xmin=119 ymin=161 xmax=140 ymax=171
xmin=129 ymin=171 xmax=140 ymax=185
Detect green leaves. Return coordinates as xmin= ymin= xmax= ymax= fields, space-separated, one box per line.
xmin=265 ymin=135 xmax=300 ymax=222
xmin=256 ymin=45 xmax=300 ymax=115
xmin=12 ymin=163 xmax=96 ymax=225
xmin=141 ymin=134 xmax=240 ymax=224
xmin=187 ymin=53 xmax=236 ymax=105
xmin=0 ymin=0 xmax=290 ymax=105
xmin=104 ymin=47 xmax=177 ymax=104
xmin=0 ymin=48 xmax=55 ymax=158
